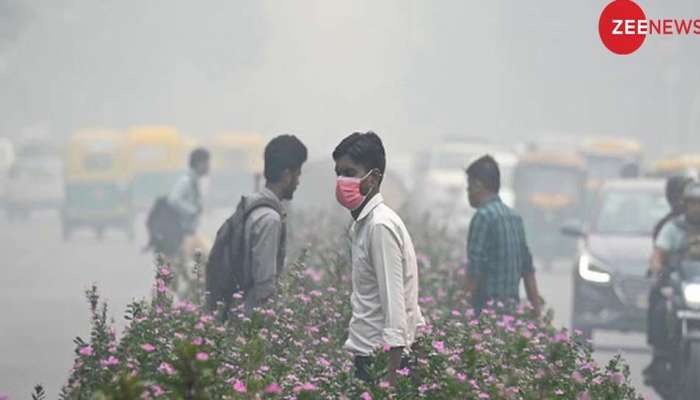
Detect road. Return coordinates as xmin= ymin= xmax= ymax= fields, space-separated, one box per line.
xmin=0 ymin=210 xmax=658 ymax=399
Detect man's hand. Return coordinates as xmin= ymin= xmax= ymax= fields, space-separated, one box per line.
xmin=523 ymin=272 xmax=541 ymax=319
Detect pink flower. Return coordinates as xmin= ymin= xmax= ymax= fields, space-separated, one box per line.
xmin=264 ymin=383 xmax=282 ymax=394
xmin=379 ymin=381 xmax=391 ymax=389
xmin=100 ymin=356 xmax=119 ymax=368
xmin=232 ymin=380 xmax=247 ymax=393
xmin=158 ymin=362 xmax=175 ymax=375
xmin=578 ymin=392 xmax=591 ymax=400
xmin=397 ymin=367 xmax=411 ymax=377
xmin=141 ymin=343 xmax=156 ymax=352
xmin=360 ymin=392 xmax=373 ymax=400
xmin=456 ymin=372 xmax=467 ymax=382
xmin=555 ymin=389 xmax=564 ymax=395
xmin=156 ymin=279 xmax=167 ymax=293
xmin=553 ymin=331 xmax=568 ymax=342
xmin=432 ymin=340 xmax=446 ymax=354
xmin=79 ymin=345 xmax=94 ymax=356
xmin=317 ymin=357 xmax=331 ymax=367
xmin=609 ymin=372 xmax=625 ymax=385
xmin=293 ymin=383 xmax=317 ymax=393
xmin=572 ymin=371 xmax=585 ymax=384
xmin=192 ymin=337 xmax=204 ymax=346
xmin=0 ymin=394 xmax=8 ymax=400
xmin=158 ymin=267 xmax=171 ymax=277
xmin=195 ymin=352 xmax=209 ymax=361
xmin=150 ymin=384 xmax=165 ymax=397
xmin=478 ymin=393 xmax=490 ymax=399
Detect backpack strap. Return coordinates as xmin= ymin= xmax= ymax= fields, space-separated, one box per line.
xmin=242 ymin=196 xmax=284 ymax=219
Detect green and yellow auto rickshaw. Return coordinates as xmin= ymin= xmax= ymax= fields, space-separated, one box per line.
xmin=126 ymin=126 xmax=188 ymax=210
xmin=205 ymin=132 xmax=264 ymax=209
xmin=62 ymin=130 xmax=134 ymax=240
xmin=649 ymin=153 xmax=700 ymax=179
xmin=514 ymin=151 xmax=587 ymax=269
xmin=580 ymin=137 xmax=643 ymax=183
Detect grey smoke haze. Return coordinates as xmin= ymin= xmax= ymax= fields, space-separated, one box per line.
xmin=1 ymin=0 xmax=699 ymax=158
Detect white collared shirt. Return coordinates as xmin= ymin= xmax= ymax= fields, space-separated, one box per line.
xmin=344 ymin=194 xmax=425 ymax=356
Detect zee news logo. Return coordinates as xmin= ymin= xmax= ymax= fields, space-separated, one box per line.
xmin=599 ymin=0 xmax=700 ymax=55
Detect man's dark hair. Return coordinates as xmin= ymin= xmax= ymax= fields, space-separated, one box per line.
xmin=264 ymin=135 xmax=308 ymax=183
xmin=332 ymin=131 xmax=386 ymax=176
xmin=466 ymin=155 xmax=500 ymax=193
xmin=189 ymin=147 xmax=210 ymax=168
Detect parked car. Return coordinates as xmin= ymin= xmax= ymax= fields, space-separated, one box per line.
xmin=562 ymin=179 xmax=668 ymax=339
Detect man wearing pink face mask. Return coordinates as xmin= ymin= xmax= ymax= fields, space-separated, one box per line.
xmin=333 ymin=131 xmax=425 ymax=385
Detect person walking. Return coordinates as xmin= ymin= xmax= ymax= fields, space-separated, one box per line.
xmin=464 ymin=155 xmax=542 ymax=316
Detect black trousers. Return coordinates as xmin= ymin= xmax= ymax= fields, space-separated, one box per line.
xmin=647 ymin=283 xmax=669 ymax=352
xmin=354 ymin=354 xmax=412 ymax=383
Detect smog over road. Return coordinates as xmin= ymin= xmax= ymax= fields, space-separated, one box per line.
xmin=1 ymin=1 xmax=700 ymax=399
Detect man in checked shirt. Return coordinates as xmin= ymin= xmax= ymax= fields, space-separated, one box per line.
xmin=464 ymin=155 xmax=542 ymax=316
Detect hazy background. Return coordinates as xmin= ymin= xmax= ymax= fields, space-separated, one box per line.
xmin=2 ymin=2 xmax=700 ymax=398
xmin=1 ymin=0 xmax=699 ymax=160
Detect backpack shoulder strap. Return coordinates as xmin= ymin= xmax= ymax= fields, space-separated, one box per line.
xmin=243 ymin=197 xmax=283 ymax=218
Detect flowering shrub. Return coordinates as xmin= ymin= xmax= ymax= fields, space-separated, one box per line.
xmin=59 ymin=211 xmax=643 ymax=399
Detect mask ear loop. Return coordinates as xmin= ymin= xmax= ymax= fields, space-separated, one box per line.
xmin=362 ymin=169 xmax=383 ymax=196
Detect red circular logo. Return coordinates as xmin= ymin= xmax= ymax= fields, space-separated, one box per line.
xmin=599 ymin=0 xmax=647 ymax=55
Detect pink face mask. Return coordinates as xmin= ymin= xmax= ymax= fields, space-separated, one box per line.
xmin=336 ymin=171 xmax=372 ymax=210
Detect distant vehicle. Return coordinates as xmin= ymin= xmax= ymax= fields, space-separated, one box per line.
xmin=562 ymin=179 xmax=667 ymax=339
xmin=411 ymin=142 xmax=517 ymax=232
xmin=514 ymin=150 xmax=587 ymax=269
xmin=205 ymin=132 xmax=264 ymax=209
xmin=580 ymin=137 xmax=643 ymax=183
xmin=5 ymin=138 xmax=64 ymax=220
xmin=126 ymin=126 xmax=189 ymax=210
xmin=62 ymin=130 xmax=134 ymax=241
xmin=649 ymin=153 xmax=700 ymax=180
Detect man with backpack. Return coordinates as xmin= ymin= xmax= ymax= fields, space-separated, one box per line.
xmin=206 ymin=135 xmax=307 ymax=318
xmin=145 ymin=148 xmax=210 ymax=259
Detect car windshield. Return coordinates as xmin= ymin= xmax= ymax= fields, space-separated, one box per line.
xmin=515 ymin=165 xmax=581 ymax=197
xmin=594 ymin=189 xmax=668 ymax=235
xmin=586 ymin=155 xmax=627 ymax=181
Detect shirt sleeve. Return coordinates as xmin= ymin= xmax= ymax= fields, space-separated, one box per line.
xmin=369 ymin=224 xmax=408 ymax=348
xmin=467 ymin=211 xmax=492 ymax=277
xmin=656 ymin=222 xmax=680 ymax=252
xmin=168 ymin=175 xmax=198 ymax=216
xmin=249 ymin=209 xmax=282 ymax=303
xmin=518 ymin=217 xmax=535 ymax=274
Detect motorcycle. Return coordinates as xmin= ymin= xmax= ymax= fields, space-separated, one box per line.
xmin=649 ymin=260 xmax=700 ymax=399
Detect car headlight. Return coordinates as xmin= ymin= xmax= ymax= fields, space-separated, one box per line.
xmin=683 ymin=283 xmax=700 ymax=309
xmin=578 ymin=254 xmax=611 ymax=284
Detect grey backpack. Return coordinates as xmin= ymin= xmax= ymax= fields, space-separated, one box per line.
xmin=205 ymin=196 xmax=282 ymax=313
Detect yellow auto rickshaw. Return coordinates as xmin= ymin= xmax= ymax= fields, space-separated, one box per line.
xmin=580 ymin=137 xmax=643 ymax=185
xmin=126 ymin=126 xmax=188 ymax=210
xmin=649 ymin=153 xmax=700 ymax=179
xmin=205 ymin=132 xmax=264 ymax=209
xmin=62 ymin=130 xmax=134 ymax=240
xmin=514 ymin=151 xmax=588 ymax=268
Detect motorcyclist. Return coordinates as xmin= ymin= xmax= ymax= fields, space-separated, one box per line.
xmin=644 ymin=179 xmax=700 ymax=382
